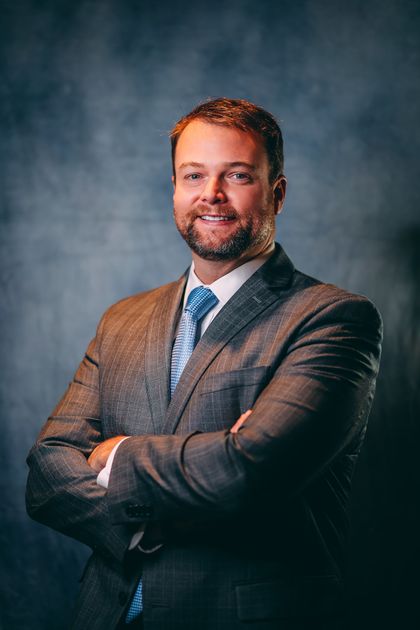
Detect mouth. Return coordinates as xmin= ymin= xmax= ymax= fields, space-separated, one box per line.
xmin=198 ymin=214 xmax=236 ymax=224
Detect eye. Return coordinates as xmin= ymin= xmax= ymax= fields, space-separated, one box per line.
xmin=185 ymin=173 xmax=202 ymax=181
xmin=229 ymin=172 xmax=252 ymax=182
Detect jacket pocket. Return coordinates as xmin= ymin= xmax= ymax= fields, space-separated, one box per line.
xmin=199 ymin=365 xmax=271 ymax=394
xmin=192 ymin=365 xmax=271 ymax=430
xmin=235 ymin=575 xmax=343 ymax=621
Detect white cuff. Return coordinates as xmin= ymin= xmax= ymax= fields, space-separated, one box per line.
xmin=96 ymin=436 xmax=163 ymax=554
xmin=96 ymin=437 xmax=130 ymax=489
xmin=129 ymin=526 xmax=164 ymax=553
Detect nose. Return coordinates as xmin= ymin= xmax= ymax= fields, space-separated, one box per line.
xmin=200 ymin=177 xmax=227 ymax=205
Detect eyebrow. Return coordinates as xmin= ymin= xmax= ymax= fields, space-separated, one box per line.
xmin=178 ymin=161 xmax=257 ymax=171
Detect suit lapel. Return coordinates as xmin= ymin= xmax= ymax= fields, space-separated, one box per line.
xmin=143 ymin=274 xmax=187 ymax=433
xmin=162 ymin=244 xmax=294 ymax=434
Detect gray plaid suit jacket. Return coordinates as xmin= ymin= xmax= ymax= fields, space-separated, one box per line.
xmin=26 ymin=244 xmax=382 ymax=630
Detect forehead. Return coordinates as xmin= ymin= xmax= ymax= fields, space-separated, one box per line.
xmin=174 ymin=120 xmax=268 ymax=170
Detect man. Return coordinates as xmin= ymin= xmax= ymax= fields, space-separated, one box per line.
xmin=26 ymin=98 xmax=382 ymax=630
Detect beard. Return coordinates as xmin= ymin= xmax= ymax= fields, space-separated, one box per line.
xmin=182 ymin=223 xmax=256 ymax=260
xmin=175 ymin=206 xmax=274 ymax=261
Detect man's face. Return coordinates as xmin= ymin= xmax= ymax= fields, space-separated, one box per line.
xmin=173 ymin=120 xmax=286 ymax=262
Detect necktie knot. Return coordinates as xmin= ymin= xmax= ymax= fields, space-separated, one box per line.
xmin=185 ymin=286 xmax=219 ymax=320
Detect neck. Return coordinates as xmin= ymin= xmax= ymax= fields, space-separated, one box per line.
xmin=191 ymin=242 xmax=274 ymax=284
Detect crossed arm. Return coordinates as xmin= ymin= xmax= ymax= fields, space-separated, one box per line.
xmin=26 ymin=294 xmax=382 ymax=561
xmin=87 ymin=410 xmax=252 ymax=473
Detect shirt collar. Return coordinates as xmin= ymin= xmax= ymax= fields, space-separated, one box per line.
xmin=183 ymin=243 xmax=275 ymax=308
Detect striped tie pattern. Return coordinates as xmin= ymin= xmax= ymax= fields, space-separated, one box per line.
xmin=125 ymin=286 xmax=218 ymax=624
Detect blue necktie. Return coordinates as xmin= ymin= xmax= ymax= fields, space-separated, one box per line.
xmin=170 ymin=286 xmax=219 ymax=396
xmin=125 ymin=286 xmax=218 ymax=624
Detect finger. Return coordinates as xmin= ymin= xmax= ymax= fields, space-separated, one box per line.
xmin=230 ymin=409 xmax=252 ymax=433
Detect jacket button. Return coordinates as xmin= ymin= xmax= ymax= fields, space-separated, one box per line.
xmin=126 ymin=503 xmax=153 ymax=519
xmin=118 ymin=591 xmax=127 ymax=606
xmin=126 ymin=504 xmax=139 ymax=517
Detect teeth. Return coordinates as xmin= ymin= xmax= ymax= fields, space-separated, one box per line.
xmin=201 ymin=215 xmax=233 ymax=221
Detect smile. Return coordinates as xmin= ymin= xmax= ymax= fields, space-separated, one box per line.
xmin=199 ymin=215 xmax=235 ymax=222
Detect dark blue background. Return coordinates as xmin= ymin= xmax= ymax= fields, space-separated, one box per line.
xmin=1 ymin=0 xmax=419 ymax=628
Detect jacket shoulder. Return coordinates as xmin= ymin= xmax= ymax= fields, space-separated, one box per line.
xmin=97 ymin=278 xmax=184 ymax=332
xmin=290 ymin=269 xmax=383 ymax=333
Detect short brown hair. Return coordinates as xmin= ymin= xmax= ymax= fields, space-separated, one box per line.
xmin=170 ymin=97 xmax=284 ymax=183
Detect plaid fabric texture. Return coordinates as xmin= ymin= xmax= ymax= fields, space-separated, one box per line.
xmin=125 ymin=286 xmax=217 ymax=624
xmin=25 ymin=245 xmax=383 ymax=629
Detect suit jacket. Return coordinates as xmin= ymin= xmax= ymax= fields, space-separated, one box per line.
xmin=26 ymin=244 xmax=382 ymax=630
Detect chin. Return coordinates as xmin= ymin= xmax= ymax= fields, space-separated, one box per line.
xmin=184 ymin=226 xmax=256 ymax=261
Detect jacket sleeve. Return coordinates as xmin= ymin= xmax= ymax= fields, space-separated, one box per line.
xmin=25 ymin=313 xmax=134 ymax=564
xmin=106 ymin=295 xmax=382 ymax=526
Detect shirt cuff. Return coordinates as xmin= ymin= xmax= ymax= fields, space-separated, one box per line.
xmin=96 ymin=436 xmax=163 ymax=554
xmin=128 ymin=526 xmax=164 ymax=553
xmin=96 ymin=437 xmax=130 ymax=489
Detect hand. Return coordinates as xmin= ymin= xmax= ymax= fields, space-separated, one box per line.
xmin=87 ymin=436 xmax=127 ymax=473
xmin=230 ymin=409 xmax=252 ymax=434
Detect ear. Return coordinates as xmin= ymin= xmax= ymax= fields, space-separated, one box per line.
xmin=172 ymin=175 xmax=176 ymax=191
xmin=273 ymin=176 xmax=287 ymax=215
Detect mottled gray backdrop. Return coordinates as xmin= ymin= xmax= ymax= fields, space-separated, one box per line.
xmin=1 ymin=0 xmax=419 ymax=628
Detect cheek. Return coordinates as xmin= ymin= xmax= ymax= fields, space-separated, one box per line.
xmin=173 ymin=191 xmax=196 ymax=226
xmin=173 ymin=187 xmax=197 ymax=208
xmin=235 ymin=189 xmax=267 ymax=213
xmin=173 ymin=188 xmax=182 ymax=206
